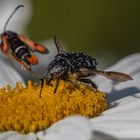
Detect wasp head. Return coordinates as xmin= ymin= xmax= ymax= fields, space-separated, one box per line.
xmin=41 ymin=55 xmax=69 ymax=87
xmin=3 ymin=31 xmax=17 ymax=39
xmin=48 ymin=59 xmax=68 ymax=78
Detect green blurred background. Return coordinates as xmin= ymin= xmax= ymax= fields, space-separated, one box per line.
xmin=27 ymin=0 xmax=140 ymax=68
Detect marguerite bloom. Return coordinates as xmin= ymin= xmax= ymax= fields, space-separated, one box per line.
xmin=0 ymin=53 xmax=140 ymax=140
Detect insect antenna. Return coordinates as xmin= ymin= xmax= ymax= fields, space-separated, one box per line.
xmin=3 ymin=5 xmax=24 ymax=32
xmin=53 ymin=33 xmax=65 ymax=54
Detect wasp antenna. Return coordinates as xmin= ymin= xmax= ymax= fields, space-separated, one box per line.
xmin=3 ymin=5 xmax=24 ymax=32
xmin=53 ymin=33 xmax=65 ymax=54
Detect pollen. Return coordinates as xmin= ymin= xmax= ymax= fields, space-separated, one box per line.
xmin=0 ymin=80 xmax=108 ymax=134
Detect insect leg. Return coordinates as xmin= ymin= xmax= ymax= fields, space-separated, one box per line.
xmin=53 ymin=78 xmax=60 ymax=94
xmin=79 ymin=78 xmax=98 ymax=90
xmin=39 ymin=78 xmax=45 ymax=98
xmin=66 ymin=79 xmax=79 ymax=89
xmin=39 ymin=76 xmax=53 ymax=97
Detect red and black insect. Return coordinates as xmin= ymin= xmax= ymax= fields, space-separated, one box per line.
xmin=40 ymin=35 xmax=133 ymax=96
xmin=0 ymin=5 xmax=48 ymax=71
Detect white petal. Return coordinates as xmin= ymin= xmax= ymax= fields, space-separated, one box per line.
xmin=107 ymin=53 xmax=140 ymax=74
xmin=22 ymin=133 xmax=37 ymax=140
xmin=0 ymin=0 xmax=32 ymax=34
xmin=93 ymin=53 xmax=140 ymax=93
xmin=90 ymin=110 xmax=140 ymax=138
xmin=37 ymin=116 xmax=93 ymax=140
xmin=0 ymin=58 xmax=25 ymax=87
xmin=0 ymin=131 xmax=36 ymax=140
xmin=0 ymin=131 xmax=17 ymax=140
xmin=88 ymin=53 xmax=140 ymax=139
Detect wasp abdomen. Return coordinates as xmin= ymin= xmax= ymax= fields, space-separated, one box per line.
xmin=6 ymin=31 xmax=32 ymax=65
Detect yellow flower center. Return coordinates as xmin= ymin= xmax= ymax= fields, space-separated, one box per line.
xmin=0 ymin=80 xmax=108 ymax=134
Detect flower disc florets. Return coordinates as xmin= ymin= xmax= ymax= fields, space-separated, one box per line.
xmin=0 ymin=80 xmax=108 ymax=133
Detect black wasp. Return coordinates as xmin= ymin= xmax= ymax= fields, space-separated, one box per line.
xmin=0 ymin=5 xmax=48 ymax=73
xmin=40 ymin=35 xmax=133 ymax=97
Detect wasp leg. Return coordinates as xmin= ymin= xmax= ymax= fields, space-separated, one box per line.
xmin=65 ymin=79 xmax=79 ymax=89
xmin=79 ymin=78 xmax=98 ymax=91
xmin=39 ymin=78 xmax=45 ymax=98
xmin=53 ymin=78 xmax=60 ymax=94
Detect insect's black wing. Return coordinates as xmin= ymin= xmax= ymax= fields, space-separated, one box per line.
xmin=92 ymin=69 xmax=133 ymax=82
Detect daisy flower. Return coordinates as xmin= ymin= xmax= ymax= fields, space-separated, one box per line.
xmin=0 ymin=53 xmax=139 ymax=140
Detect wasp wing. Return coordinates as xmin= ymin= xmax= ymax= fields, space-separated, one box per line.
xmin=92 ymin=69 xmax=133 ymax=82
xmin=17 ymin=34 xmax=48 ymax=54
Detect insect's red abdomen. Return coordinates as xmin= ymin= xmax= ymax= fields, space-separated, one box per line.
xmin=27 ymin=55 xmax=38 ymax=65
